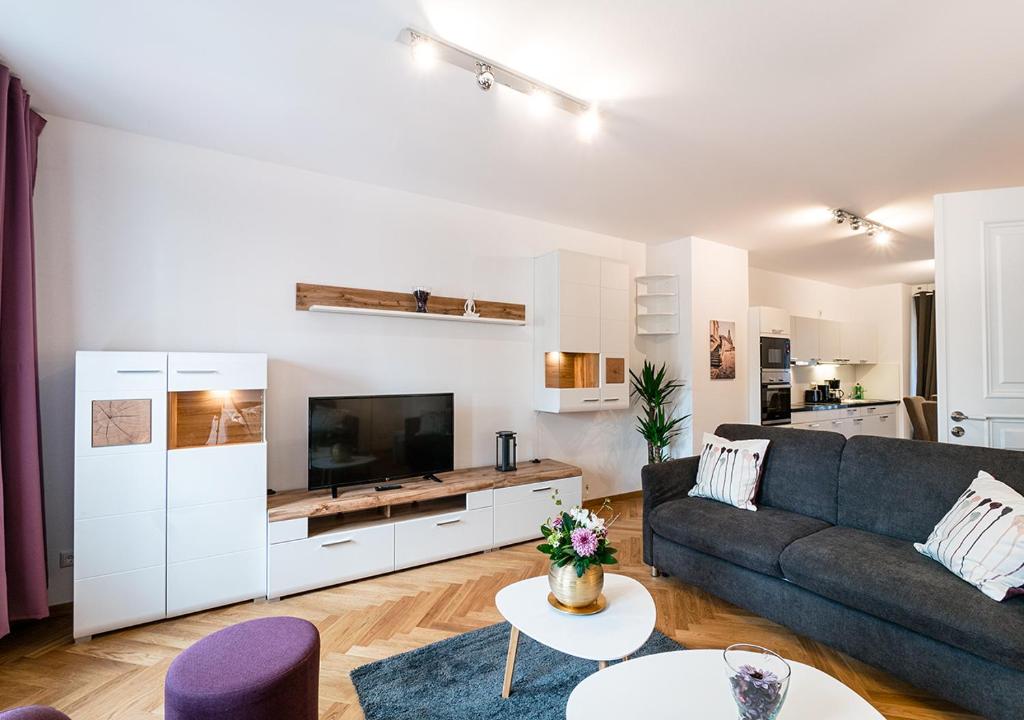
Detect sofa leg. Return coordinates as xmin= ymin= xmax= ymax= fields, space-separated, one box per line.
xmin=651 ymin=566 xmax=659 ymax=577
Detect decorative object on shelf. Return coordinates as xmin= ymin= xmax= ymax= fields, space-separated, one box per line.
xmin=91 ymin=398 xmax=152 ymax=447
xmin=412 ymin=286 xmax=432 ymax=313
xmin=723 ymin=644 xmax=791 ymax=720
xmin=630 ymin=360 xmax=688 ymax=463
xmin=710 ymin=319 xmax=736 ymax=380
xmin=463 ymin=295 xmax=479 ymax=318
xmin=538 ymin=499 xmax=618 ymax=610
xmin=495 ymin=430 xmax=517 ymax=472
xmin=296 ymin=283 xmax=525 ymax=325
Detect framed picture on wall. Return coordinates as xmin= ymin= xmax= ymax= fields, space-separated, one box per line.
xmin=710 ymin=320 xmax=736 ymax=380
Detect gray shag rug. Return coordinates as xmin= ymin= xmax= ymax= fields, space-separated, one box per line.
xmin=351 ymin=622 xmax=682 ymax=720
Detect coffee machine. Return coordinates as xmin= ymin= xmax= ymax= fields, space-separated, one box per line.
xmin=826 ymin=378 xmax=844 ymax=401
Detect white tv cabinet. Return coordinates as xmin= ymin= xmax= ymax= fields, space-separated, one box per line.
xmin=74 ymin=351 xmax=268 ymax=639
xmin=265 ymin=460 xmax=582 ymax=600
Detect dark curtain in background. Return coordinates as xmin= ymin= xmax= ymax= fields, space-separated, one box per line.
xmin=0 ymin=64 xmax=48 ymax=638
xmin=914 ymin=291 xmax=937 ymax=399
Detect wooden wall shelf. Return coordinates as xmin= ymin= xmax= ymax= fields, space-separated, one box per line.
xmin=268 ymin=459 xmax=581 ymax=522
xmin=296 ymin=283 xmax=526 ymax=325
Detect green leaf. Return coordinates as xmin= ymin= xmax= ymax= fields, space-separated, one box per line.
xmin=537 ymin=544 xmax=554 ymax=554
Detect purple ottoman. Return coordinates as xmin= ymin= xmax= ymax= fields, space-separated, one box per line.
xmin=165 ymin=616 xmax=320 ymax=720
xmin=0 ymin=708 xmax=71 ymax=720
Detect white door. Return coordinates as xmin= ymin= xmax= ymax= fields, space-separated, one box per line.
xmin=935 ymin=187 xmax=1024 ymax=449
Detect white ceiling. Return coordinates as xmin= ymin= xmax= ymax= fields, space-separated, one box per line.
xmin=2 ymin=0 xmax=1023 ymax=287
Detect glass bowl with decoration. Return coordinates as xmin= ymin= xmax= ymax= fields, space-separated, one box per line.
xmin=537 ymin=494 xmax=618 ymax=611
xmin=723 ymin=644 xmax=791 ymax=720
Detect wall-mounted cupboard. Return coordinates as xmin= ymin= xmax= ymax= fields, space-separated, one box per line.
xmin=534 ymin=251 xmax=630 ymax=412
xmin=791 ymin=316 xmax=877 ymax=364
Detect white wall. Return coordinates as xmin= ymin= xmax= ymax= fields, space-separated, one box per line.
xmin=749 ymin=268 xmax=854 ymax=320
xmin=643 ymin=237 xmax=750 ymax=456
xmin=34 ymin=117 xmax=648 ymax=604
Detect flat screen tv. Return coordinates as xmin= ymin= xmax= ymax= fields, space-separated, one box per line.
xmin=308 ymin=393 xmax=454 ymax=494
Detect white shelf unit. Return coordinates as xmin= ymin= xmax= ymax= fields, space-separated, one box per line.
xmin=308 ymin=304 xmax=526 ymax=326
xmin=533 ymin=251 xmax=631 ymax=413
xmin=74 ymin=351 xmax=268 ymax=639
xmin=635 ymin=275 xmax=679 ymax=335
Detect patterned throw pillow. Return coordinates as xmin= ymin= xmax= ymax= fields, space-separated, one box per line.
xmin=688 ymin=433 xmax=770 ymax=511
xmin=915 ymin=471 xmax=1024 ymax=601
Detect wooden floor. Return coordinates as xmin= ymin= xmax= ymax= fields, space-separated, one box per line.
xmin=0 ymin=495 xmax=979 ymax=720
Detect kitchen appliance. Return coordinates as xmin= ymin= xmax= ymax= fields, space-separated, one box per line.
xmin=495 ymin=430 xmax=517 ymax=472
xmin=827 ymin=378 xmax=844 ymax=401
xmin=761 ymin=369 xmax=791 ymax=426
xmin=804 ymin=386 xmax=824 ymax=404
xmin=760 ymin=336 xmax=791 ymax=371
xmin=308 ymin=393 xmax=455 ymax=496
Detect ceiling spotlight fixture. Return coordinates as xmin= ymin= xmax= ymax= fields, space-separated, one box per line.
xmin=831 ymin=209 xmax=896 ymax=247
xmin=475 ymin=62 xmax=494 ymax=92
xmin=409 ymin=33 xmax=438 ymax=70
xmin=399 ymin=28 xmax=596 ymax=137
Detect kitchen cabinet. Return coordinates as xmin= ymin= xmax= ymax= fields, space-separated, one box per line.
xmin=757 ymin=307 xmax=790 ymax=336
xmin=840 ymin=322 xmax=878 ymax=364
xmin=790 ymin=316 xmax=819 ymax=362
xmin=790 ymin=316 xmax=878 ymax=364
xmin=790 ymin=404 xmax=900 ymax=439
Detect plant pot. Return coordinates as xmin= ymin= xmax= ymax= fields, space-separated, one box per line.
xmin=548 ymin=561 xmax=604 ymax=608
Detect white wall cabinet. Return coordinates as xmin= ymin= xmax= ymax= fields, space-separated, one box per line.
xmin=535 ymin=251 xmax=630 ymax=412
xmin=757 ymin=307 xmax=791 ymax=336
xmin=790 ymin=316 xmax=878 ymax=364
xmin=74 ymin=351 xmax=267 ymax=639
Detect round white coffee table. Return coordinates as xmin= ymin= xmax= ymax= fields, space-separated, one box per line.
xmin=495 ymin=573 xmax=655 ymax=698
xmin=566 ymin=650 xmax=884 ymax=719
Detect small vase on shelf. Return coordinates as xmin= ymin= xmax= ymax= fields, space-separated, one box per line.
xmin=412 ymin=286 xmax=431 ymax=313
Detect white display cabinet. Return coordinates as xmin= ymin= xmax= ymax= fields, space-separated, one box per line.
xmin=534 ymin=251 xmax=630 ymax=412
xmin=73 ymin=351 xmax=267 ymax=639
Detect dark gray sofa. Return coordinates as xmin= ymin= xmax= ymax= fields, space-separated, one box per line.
xmin=643 ymin=423 xmax=1024 ymax=720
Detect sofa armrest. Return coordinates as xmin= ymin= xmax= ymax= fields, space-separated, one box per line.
xmin=642 ymin=456 xmax=700 ymax=566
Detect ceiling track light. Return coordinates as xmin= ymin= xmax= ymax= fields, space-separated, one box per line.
xmin=832 ymin=209 xmax=895 ymax=246
xmin=400 ymin=28 xmax=595 ymax=124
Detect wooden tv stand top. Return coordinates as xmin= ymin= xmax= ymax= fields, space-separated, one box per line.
xmin=267 ymin=459 xmax=582 ymax=522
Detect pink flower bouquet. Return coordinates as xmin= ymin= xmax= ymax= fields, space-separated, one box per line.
xmin=538 ymin=499 xmax=619 ymax=577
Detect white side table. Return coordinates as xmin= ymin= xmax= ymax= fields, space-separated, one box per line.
xmin=494 ymin=573 xmax=656 ymax=698
xmin=566 ymin=649 xmax=885 ymax=719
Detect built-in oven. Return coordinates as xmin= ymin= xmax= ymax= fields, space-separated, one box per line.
xmin=760 ymin=336 xmax=791 ymax=371
xmin=761 ymin=369 xmax=791 ymax=426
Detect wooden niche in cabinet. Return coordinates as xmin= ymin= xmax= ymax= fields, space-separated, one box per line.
xmin=168 ymin=389 xmax=265 ymax=449
xmin=544 ymin=352 xmax=599 ymax=389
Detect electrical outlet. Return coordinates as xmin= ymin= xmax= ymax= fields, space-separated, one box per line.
xmin=59 ymin=551 xmax=74 ymax=569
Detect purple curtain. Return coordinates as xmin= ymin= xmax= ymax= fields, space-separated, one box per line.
xmin=0 ymin=64 xmax=48 ymax=638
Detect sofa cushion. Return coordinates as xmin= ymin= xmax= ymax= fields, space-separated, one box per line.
xmin=780 ymin=525 xmax=1024 ymax=670
xmin=716 ymin=424 xmax=845 ymax=524
xmin=837 ymin=435 xmax=1024 ymax=542
xmin=689 ymin=432 xmax=770 ymax=511
xmin=648 ymin=496 xmax=831 ymax=577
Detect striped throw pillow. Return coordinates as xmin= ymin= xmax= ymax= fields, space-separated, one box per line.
xmin=915 ymin=471 xmax=1024 ymax=602
xmin=688 ymin=433 xmax=770 ymax=511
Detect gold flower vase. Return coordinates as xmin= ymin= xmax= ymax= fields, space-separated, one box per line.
xmin=548 ymin=562 xmax=604 ymax=608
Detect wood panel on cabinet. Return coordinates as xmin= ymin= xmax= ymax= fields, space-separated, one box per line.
xmin=295 ymin=283 xmax=526 ymax=323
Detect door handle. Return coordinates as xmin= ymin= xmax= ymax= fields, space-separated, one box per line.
xmin=950 ymin=410 xmax=983 ymax=422
xmin=321 ymin=538 xmax=353 ymax=548
xmin=436 ymin=518 xmax=462 ymax=527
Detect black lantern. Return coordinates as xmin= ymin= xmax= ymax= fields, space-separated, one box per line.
xmin=495 ymin=431 xmax=517 ymax=472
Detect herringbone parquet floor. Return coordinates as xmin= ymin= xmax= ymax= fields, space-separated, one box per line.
xmin=0 ymin=495 xmax=980 ymax=719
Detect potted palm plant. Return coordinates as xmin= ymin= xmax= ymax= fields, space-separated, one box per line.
xmin=630 ymin=360 xmax=687 ymax=463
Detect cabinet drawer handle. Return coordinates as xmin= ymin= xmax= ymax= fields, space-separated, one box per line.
xmin=176 ymin=369 xmax=220 ymax=374
xmin=809 ymin=423 xmax=821 ymax=428
xmin=117 ymin=369 xmax=162 ymax=374
xmin=832 ymin=421 xmax=843 ymax=425
xmin=853 ymin=418 xmax=864 ymax=423
xmin=532 ymin=486 xmax=553 ymax=493
xmin=321 ymin=538 xmax=353 ymax=548
xmin=582 ymin=398 xmax=600 ymax=403
xmin=436 ymin=518 xmax=462 ymax=527
xmin=602 ymin=397 xmax=621 ymax=402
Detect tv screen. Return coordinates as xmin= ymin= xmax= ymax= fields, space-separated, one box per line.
xmin=308 ymin=393 xmax=454 ymax=492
